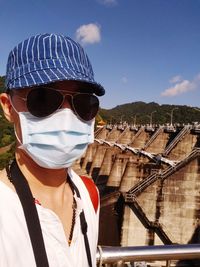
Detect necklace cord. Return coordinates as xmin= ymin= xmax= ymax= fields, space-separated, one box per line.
xmin=68 ymin=196 xmax=77 ymax=246
xmin=67 ymin=175 xmax=93 ymax=267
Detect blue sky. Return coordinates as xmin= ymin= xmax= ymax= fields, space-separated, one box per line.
xmin=1 ymin=0 xmax=200 ymax=109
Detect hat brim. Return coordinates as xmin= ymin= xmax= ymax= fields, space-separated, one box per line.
xmin=7 ymin=67 xmax=105 ymax=96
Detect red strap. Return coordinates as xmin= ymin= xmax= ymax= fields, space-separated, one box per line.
xmin=80 ymin=176 xmax=99 ymax=213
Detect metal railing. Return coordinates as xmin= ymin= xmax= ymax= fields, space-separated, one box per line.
xmin=126 ymin=173 xmax=158 ymax=200
xmin=130 ymin=127 xmax=145 ymax=143
xmin=96 ymin=244 xmax=200 ymax=266
xmin=163 ymin=126 xmax=191 ymax=156
xmin=161 ymin=148 xmax=200 ymax=179
xmin=143 ymin=126 xmax=164 ymax=149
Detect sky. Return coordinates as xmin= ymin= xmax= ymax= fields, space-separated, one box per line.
xmin=1 ymin=0 xmax=200 ymax=109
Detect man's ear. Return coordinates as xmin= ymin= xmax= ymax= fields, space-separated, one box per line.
xmin=0 ymin=93 xmax=14 ymax=122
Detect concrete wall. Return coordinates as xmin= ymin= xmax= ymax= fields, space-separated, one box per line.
xmin=160 ymin=158 xmax=200 ymax=244
xmin=168 ymin=132 xmax=198 ymax=161
xmin=121 ymin=156 xmax=200 ymax=246
xmin=130 ymin=129 xmax=151 ymax=149
xmin=145 ymin=130 xmax=170 ymax=154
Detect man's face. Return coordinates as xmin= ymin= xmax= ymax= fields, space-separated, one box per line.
xmin=1 ymin=80 xmax=95 ymax=144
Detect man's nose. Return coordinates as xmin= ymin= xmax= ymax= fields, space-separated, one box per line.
xmin=61 ymin=95 xmax=73 ymax=109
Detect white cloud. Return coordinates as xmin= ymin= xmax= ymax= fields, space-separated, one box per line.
xmin=75 ymin=23 xmax=101 ymax=45
xmin=161 ymin=74 xmax=200 ymax=97
xmin=161 ymin=80 xmax=195 ymax=97
xmin=97 ymin=0 xmax=117 ymax=6
xmin=169 ymin=75 xmax=182 ymax=84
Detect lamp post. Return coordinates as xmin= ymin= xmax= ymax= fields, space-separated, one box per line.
xmin=131 ymin=114 xmax=137 ymax=127
xmin=148 ymin=111 xmax=156 ymax=127
xmin=169 ymin=107 xmax=178 ymax=126
xmin=110 ymin=116 xmax=114 ymax=125
xmin=120 ymin=115 xmax=124 ymax=124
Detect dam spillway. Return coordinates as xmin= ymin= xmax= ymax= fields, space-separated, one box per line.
xmin=73 ymin=123 xmax=200 ymax=248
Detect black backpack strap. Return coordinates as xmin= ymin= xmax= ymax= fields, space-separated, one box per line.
xmin=6 ymin=160 xmax=49 ymax=267
xmin=68 ymin=175 xmax=93 ymax=267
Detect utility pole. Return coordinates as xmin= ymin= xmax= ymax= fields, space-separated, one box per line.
xmin=131 ymin=114 xmax=137 ymax=127
xmin=120 ymin=115 xmax=124 ymax=124
xmin=148 ymin=111 xmax=156 ymax=127
xmin=169 ymin=107 xmax=178 ymax=126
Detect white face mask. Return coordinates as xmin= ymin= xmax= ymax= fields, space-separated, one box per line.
xmin=15 ymin=108 xmax=94 ymax=169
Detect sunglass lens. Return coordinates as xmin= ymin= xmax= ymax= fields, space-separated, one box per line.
xmin=73 ymin=94 xmax=99 ymax=121
xmin=27 ymin=88 xmax=63 ymax=117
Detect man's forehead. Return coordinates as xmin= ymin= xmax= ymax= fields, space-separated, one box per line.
xmin=46 ymin=80 xmax=86 ymax=91
xmin=11 ymin=80 xmax=92 ymax=95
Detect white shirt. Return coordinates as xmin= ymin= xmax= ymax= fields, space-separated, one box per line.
xmin=0 ymin=168 xmax=99 ymax=267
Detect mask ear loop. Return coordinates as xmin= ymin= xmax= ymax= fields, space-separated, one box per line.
xmin=8 ymin=95 xmax=23 ymax=146
xmin=8 ymin=94 xmax=20 ymax=114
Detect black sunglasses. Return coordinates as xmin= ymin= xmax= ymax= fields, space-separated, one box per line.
xmin=10 ymin=87 xmax=99 ymax=121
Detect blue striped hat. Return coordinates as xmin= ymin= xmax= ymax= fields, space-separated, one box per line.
xmin=5 ymin=33 xmax=105 ymax=96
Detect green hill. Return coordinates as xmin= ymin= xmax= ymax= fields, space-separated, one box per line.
xmin=99 ymin=102 xmax=200 ymax=125
xmin=0 ymin=76 xmax=5 ymax=92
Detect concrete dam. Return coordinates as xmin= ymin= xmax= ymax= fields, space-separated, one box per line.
xmin=73 ymin=123 xmax=200 ymax=250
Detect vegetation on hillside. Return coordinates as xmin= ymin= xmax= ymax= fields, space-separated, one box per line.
xmin=0 ymin=106 xmax=15 ymax=169
xmin=0 ymin=76 xmax=5 ymax=93
xmin=99 ymin=101 xmax=200 ymax=125
xmin=0 ymin=76 xmax=15 ymax=169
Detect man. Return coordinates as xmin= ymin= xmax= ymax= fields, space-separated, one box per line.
xmin=0 ymin=33 xmax=105 ymax=267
